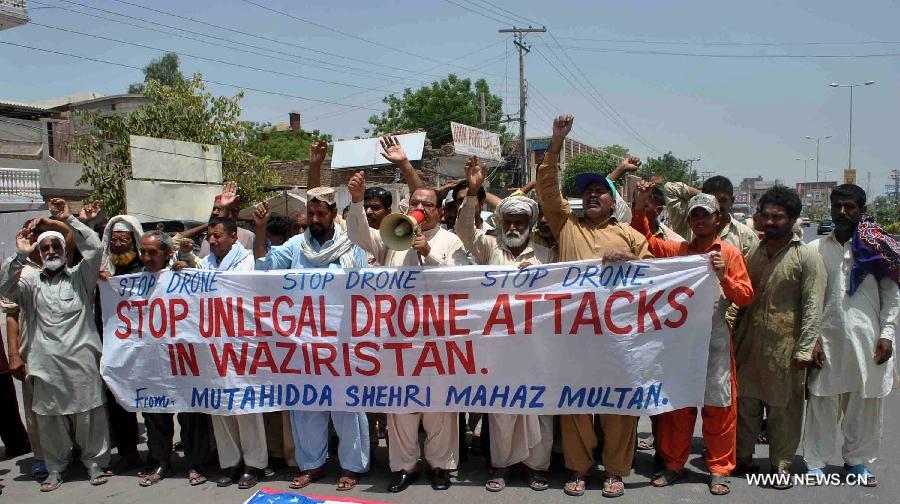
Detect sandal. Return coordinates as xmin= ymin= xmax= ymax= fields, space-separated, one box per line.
xmin=290 ymin=465 xmax=325 ymax=489
xmin=637 ymin=438 xmax=654 ymax=451
xmin=651 ymin=469 xmax=685 ymax=487
xmin=601 ymin=475 xmax=625 ymax=498
xmin=564 ymin=472 xmax=589 ymax=496
xmin=139 ymin=466 xmax=168 ymax=487
xmin=528 ymin=469 xmax=550 ymax=491
xmin=188 ymin=468 xmax=207 ymax=486
xmin=709 ymin=475 xmax=730 ymax=495
xmin=846 ymin=464 xmax=877 ymax=487
xmin=486 ymin=467 xmax=509 ymax=492
xmin=90 ymin=474 xmax=109 ymax=486
xmin=40 ymin=472 xmax=63 ymax=492
xmin=337 ymin=470 xmax=361 ymax=491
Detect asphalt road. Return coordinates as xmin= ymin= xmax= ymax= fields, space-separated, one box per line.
xmin=2 ymin=225 xmax=894 ymax=503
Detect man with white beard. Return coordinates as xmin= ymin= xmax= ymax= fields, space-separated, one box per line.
xmin=0 ymin=198 xmax=109 ymax=492
xmin=455 ymin=156 xmax=556 ymax=492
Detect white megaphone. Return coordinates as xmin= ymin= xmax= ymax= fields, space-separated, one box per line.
xmin=379 ymin=209 xmax=427 ymax=250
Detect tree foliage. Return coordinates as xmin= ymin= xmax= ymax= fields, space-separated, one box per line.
xmin=638 ymin=152 xmax=693 ymax=185
xmin=367 ymin=74 xmax=508 ymax=148
xmin=563 ymin=149 xmax=694 ymax=196
xmin=72 ymin=73 xmax=278 ymax=216
xmin=128 ymin=52 xmax=185 ymax=94
xmin=245 ymin=126 xmax=333 ymax=161
xmin=562 ymin=145 xmax=629 ymax=196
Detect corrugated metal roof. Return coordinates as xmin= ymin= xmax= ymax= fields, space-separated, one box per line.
xmin=0 ymin=99 xmax=50 ymax=112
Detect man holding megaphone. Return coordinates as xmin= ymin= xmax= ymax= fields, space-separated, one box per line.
xmin=346 ymin=137 xmax=470 ymax=493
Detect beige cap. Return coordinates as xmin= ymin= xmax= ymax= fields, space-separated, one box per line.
xmin=307 ymin=186 xmax=336 ymax=205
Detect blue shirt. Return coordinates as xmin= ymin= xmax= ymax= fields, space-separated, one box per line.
xmin=255 ymin=224 xmax=367 ymax=270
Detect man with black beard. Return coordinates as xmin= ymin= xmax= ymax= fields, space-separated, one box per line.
xmin=254 ymin=187 xmax=369 ymax=492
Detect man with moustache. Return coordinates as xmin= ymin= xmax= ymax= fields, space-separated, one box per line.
xmin=96 ymin=215 xmax=144 ymax=473
xmin=133 ymin=231 xmax=214 ymax=487
xmin=0 ymin=198 xmax=110 ymax=492
xmin=535 ymin=114 xmax=651 ymax=498
xmin=254 ymin=187 xmax=370 ymax=492
xmin=346 ymin=136 xmax=469 ymax=493
xmin=456 ymin=156 xmax=556 ymax=493
xmin=732 ymin=186 xmax=826 ymax=489
xmin=804 ymin=184 xmax=898 ymax=486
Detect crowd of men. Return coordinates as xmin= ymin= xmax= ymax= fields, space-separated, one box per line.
xmin=0 ymin=114 xmax=896 ymax=498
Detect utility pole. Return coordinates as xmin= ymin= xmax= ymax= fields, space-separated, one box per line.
xmin=479 ymin=91 xmax=487 ymax=129
xmin=686 ymin=157 xmax=701 ymax=186
xmin=891 ymin=169 xmax=900 ymax=211
xmin=499 ymin=26 xmax=546 ymax=185
xmin=700 ymin=170 xmax=714 ymax=185
xmin=866 ymin=171 xmax=871 ymax=195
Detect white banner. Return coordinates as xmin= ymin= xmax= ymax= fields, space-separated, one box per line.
xmin=450 ymin=122 xmax=502 ymax=161
xmin=100 ymin=257 xmax=717 ymax=416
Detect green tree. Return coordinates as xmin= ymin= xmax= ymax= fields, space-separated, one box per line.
xmin=367 ymin=74 xmax=508 ymax=148
xmin=562 ymin=145 xmax=629 ymax=196
xmin=244 ymin=126 xmax=333 ymax=161
xmin=72 ymin=73 xmax=278 ymax=215
xmin=128 ymin=52 xmax=185 ymax=94
xmin=638 ymin=152 xmax=692 ymax=184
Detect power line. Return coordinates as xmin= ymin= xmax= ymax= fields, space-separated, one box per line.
xmin=552 ymin=35 xmax=900 ymax=47
xmin=302 ymin=50 xmax=512 ymax=125
xmin=35 ymin=0 xmax=426 ymax=80
xmin=532 ymin=45 xmax=662 ymax=155
xmin=441 ymin=0 xmax=508 ymax=24
xmin=537 ymin=43 xmax=900 ymax=58
xmin=32 ymin=0 xmax=428 ymax=83
xmin=0 ymin=41 xmax=384 ymax=111
xmin=28 ymin=22 xmax=400 ymax=94
xmin=545 ymin=32 xmax=664 ymax=154
xmin=238 ymin=0 xmax=484 ymax=70
xmin=469 ymin=0 xmax=542 ymax=27
xmin=97 ymin=0 xmax=459 ymax=80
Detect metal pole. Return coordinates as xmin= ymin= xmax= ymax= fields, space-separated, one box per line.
xmin=816 ymin=138 xmax=820 ymax=182
xmin=848 ymin=86 xmax=854 ymax=170
xmin=479 ymin=91 xmax=487 ymax=129
xmin=500 ymin=27 xmax=546 ymax=185
xmin=518 ymin=32 xmax=527 ymax=185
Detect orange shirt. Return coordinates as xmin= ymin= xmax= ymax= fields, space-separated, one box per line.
xmin=632 ymin=211 xmax=753 ymax=308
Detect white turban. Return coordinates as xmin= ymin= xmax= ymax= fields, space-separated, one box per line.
xmin=101 ymin=215 xmax=144 ymax=275
xmin=36 ymin=230 xmax=65 ymax=250
xmin=494 ymin=195 xmax=540 ymax=230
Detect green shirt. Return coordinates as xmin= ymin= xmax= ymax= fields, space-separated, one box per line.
xmin=733 ymin=236 xmax=826 ymax=407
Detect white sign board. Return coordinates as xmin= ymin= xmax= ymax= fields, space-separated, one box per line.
xmin=450 ymin=122 xmax=502 ymax=161
xmin=125 ymin=180 xmax=221 ymax=223
xmin=330 ymin=132 xmax=426 ymax=169
xmin=130 ymin=135 xmax=223 ymax=184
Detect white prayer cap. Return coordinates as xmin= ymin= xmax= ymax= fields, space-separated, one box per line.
xmin=36 ymin=230 xmax=65 ymax=248
xmin=112 ymin=222 xmax=130 ymax=232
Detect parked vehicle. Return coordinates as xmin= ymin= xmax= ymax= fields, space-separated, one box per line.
xmin=817 ymin=217 xmax=834 ymax=235
xmin=800 ymin=216 xmax=812 ymax=227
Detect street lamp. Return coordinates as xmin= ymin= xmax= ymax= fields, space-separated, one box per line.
xmin=804 ymin=135 xmax=832 ymax=182
xmin=795 ymin=157 xmax=814 ymax=181
xmin=829 ymin=80 xmax=875 ymax=170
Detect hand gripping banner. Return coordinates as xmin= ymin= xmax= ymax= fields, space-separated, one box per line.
xmin=100 ymin=257 xmax=717 ymax=415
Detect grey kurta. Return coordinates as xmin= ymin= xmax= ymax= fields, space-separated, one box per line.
xmin=0 ymin=215 xmax=104 ymax=415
